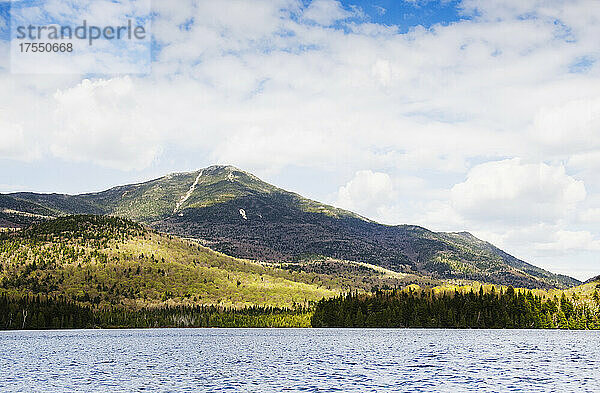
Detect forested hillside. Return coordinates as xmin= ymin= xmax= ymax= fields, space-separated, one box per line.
xmin=0 ymin=215 xmax=421 ymax=311
xmin=0 ymin=215 xmax=336 ymax=308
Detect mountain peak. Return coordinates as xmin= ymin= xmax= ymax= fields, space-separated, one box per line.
xmin=204 ymin=164 xmax=242 ymax=172
xmin=165 ymin=165 xmax=264 ymax=188
xmin=166 ymin=165 xmax=242 ymax=178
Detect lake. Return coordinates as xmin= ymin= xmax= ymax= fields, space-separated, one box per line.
xmin=0 ymin=329 xmax=598 ymax=392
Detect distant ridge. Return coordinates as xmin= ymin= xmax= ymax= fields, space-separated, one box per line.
xmin=585 ymin=275 xmax=600 ymax=284
xmin=0 ymin=165 xmax=581 ymax=289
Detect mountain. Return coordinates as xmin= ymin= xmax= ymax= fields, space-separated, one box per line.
xmin=1 ymin=165 xmax=581 ymax=289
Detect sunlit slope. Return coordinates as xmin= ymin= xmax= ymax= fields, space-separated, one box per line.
xmin=564 ymin=278 xmax=600 ymax=302
xmin=0 ymin=216 xmax=342 ymax=308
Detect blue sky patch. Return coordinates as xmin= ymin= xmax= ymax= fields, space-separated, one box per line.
xmin=340 ymin=0 xmax=468 ymax=32
xmin=569 ymin=55 xmax=596 ymax=74
xmin=0 ymin=1 xmax=9 ymax=40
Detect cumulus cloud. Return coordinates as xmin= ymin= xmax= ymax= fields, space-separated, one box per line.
xmin=333 ymin=170 xmax=432 ymax=224
xmin=302 ymin=0 xmax=354 ymax=26
xmin=451 ymin=159 xmax=586 ymax=225
xmin=336 ymin=170 xmax=396 ymax=213
xmin=465 ymin=223 xmax=600 ymax=280
xmin=477 ymin=224 xmax=599 ymax=253
xmin=568 ymin=151 xmax=600 ymax=173
xmin=51 ymin=77 xmax=162 ymax=170
xmin=4 ymin=0 xmax=599 ymax=175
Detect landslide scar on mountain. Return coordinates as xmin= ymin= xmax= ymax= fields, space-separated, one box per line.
xmin=174 ymin=170 xmax=203 ymax=214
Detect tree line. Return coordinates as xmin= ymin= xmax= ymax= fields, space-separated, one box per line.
xmin=3 ymin=286 xmax=600 ymax=330
xmin=0 ymin=293 xmax=311 ymax=329
xmin=311 ymin=286 xmax=600 ymax=329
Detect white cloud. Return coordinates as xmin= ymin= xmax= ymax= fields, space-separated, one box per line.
xmin=533 ymin=97 xmax=600 ymax=154
xmin=481 ymin=224 xmax=595 ymax=253
xmin=451 ymin=159 xmax=586 ymax=225
xmin=5 ymin=0 xmax=597 ymax=175
xmin=336 ymin=170 xmax=396 ymax=213
xmin=208 ymin=126 xmax=345 ymax=174
xmin=533 ymin=230 xmax=600 ymax=252
xmin=578 ymin=207 xmax=600 ymax=223
xmin=568 ymin=151 xmax=600 ymax=173
xmin=50 ymin=77 xmax=162 ymax=170
xmin=371 ymin=59 xmax=393 ymax=86
xmin=333 ymin=170 xmax=432 ymax=224
xmin=372 ymin=5 xmax=386 ymax=16
xmin=0 ymin=118 xmax=39 ymax=161
xmin=418 ymin=200 xmax=466 ymax=232
xmin=467 ymin=223 xmax=600 ymax=280
xmin=302 ymin=0 xmax=354 ymax=26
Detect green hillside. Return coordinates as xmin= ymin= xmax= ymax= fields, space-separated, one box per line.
xmin=0 ymin=215 xmax=424 ymax=310
xmin=0 ymin=216 xmax=330 ymax=308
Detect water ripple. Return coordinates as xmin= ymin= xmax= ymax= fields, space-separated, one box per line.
xmin=0 ymin=328 xmax=599 ymax=392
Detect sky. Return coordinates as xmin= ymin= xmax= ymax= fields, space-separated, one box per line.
xmin=1 ymin=0 xmax=600 ymax=280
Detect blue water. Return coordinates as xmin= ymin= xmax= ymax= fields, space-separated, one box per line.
xmin=0 ymin=329 xmax=598 ymax=392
